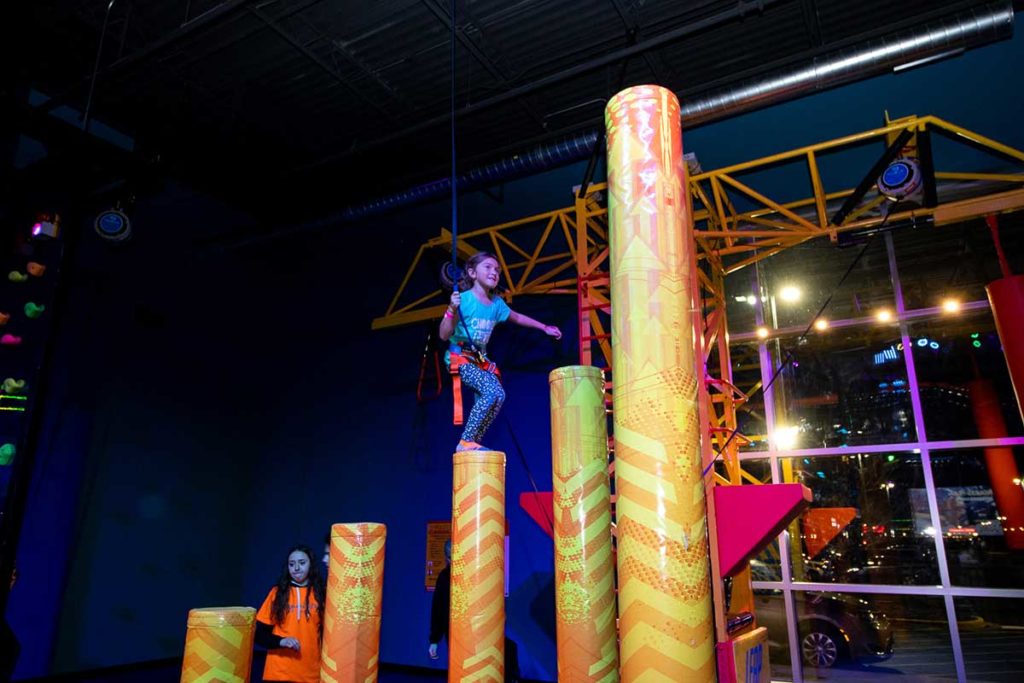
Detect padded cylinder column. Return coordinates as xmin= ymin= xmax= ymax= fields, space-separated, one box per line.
xmin=181 ymin=607 xmax=255 ymax=683
xmin=449 ymin=450 xmax=506 ymax=682
xmin=550 ymin=365 xmax=620 ymax=682
xmin=321 ymin=522 xmax=386 ymax=683
xmin=606 ymin=85 xmax=715 ymax=682
xmin=969 ymin=380 xmax=1024 ymax=550
xmin=988 ymin=274 xmax=1024 ymax=422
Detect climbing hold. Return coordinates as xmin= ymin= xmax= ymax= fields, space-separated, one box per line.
xmin=24 ymin=302 xmax=45 ymax=319
xmin=2 ymin=378 xmax=26 ymax=394
xmin=27 ymin=262 xmax=46 ymax=277
xmin=1 ymin=334 xmax=21 ymax=346
xmin=8 ymin=271 xmax=27 ymax=283
xmin=0 ymin=444 xmax=14 ymax=466
xmin=0 ymin=313 xmax=9 ymax=326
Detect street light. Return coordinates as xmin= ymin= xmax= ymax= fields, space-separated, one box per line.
xmin=779 ymin=285 xmax=802 ymax=303
xmin=772 ymin=425 xmax=800 ymax=450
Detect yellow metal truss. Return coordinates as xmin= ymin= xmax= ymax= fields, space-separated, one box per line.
xmin=690 ymin=114 xmax=1024 ymax=273
xmin=375 ymin=114 xmax=1024 ymax=332
xmin=373 ymin=114 xmax=1024 ymax=639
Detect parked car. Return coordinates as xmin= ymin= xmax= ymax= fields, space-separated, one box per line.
xmin=754 ymin=589 xmax=894 ymax=669
xmin=747 ymin=561 xmax=894 ymax=669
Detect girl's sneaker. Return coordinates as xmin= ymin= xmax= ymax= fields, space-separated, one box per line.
xmin=456 ymin=440 xmax=487 ymax=452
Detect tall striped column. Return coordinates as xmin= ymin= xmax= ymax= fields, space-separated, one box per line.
xmin=606 ymin=85 xmax=715 ymax=681
xmin=180 ymin=606 xmax=255 ymax=683
xmin=550 ymin=365 xmax=620 ymax=682
xmin=321 ymin=522 xmax=387 ymax=683
xmin=450 ymin=451 xmax=506 ymax=683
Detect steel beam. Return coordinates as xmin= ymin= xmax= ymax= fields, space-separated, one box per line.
xmin=37 ymin=0 xmax=259 ymax=114
xmin=245 ymin=5 xmax=394 ymax=120
xmin=298 ymin=0 xmax=784 ymax=172
xmin=607 ymin=0 xmax=669 ymax=83
xmin=420 ymin=0 xmax=546 ymax=129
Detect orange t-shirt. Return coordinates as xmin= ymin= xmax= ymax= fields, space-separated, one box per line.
xmin=256 ymin=585 xmax=321 ymax=683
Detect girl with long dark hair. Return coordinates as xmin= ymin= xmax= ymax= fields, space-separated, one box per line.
xmin=255 ymin=545 xmax=325 ymax=683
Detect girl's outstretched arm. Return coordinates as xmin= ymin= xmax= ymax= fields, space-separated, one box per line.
xmin=508 ymin=310 xmax=562 ymax=340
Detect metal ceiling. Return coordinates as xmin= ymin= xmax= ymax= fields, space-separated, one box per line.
xmin=6 ymin=0 xmax=1019 ymax=223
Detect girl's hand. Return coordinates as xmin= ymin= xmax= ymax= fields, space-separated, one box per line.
xmin=280 ymin=637 xmax=300 ymax=651
xmin=544 ymin=325 xmax=562 ymax=340
xmin=449 ymin=290 xmax=461 ymax=310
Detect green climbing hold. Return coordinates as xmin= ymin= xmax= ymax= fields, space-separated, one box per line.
xmin=24 ymin=302 xmax=45 ymax=319
xmin=8 ymin=271 xmax=27 ymax=283
xmin=0 ymin=444 xmax=14 ymax=466
xmin=2 ymin=378 xmax=26 ymax=394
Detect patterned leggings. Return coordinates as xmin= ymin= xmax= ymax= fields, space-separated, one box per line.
xmin=459 ymin=364 xmax=506 ymax=444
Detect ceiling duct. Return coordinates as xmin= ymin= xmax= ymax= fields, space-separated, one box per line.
xmin=234 ymin=1 xmax=1014 ymax=247
xmin=680 ymin=1 xmax=1014 ymax=125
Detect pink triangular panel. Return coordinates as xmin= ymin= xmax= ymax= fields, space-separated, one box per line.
xmin=519 ymin=492 xmax=553 ymax=537
xmin=714 ymin=483 xmax=812 ymax=578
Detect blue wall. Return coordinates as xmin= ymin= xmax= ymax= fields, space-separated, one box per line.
xmin=9 ymin=181 xmax=270 ymax=676
xmin=7 ymin=21 xmax=1024 ymax=682
xmin=233 ymin=161 xmax=585 ymax=682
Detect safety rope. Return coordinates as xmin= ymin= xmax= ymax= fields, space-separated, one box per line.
xmin=445 ymin=2 xmax=552 ymax=534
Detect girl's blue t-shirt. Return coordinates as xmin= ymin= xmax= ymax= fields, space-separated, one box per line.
xmin=448 ymin=290 xmax=511 ymax=364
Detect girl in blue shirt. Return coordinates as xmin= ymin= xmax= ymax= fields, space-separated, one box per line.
xmin=439 ymin=252 xmax=561 ymax=451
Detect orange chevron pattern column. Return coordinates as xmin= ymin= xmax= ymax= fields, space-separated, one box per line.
xmin=550 ymin=365 xmax=620 ymax=682
xmin=605 ymin=85 xmax=715 ymax=682
xmin=449 ymin=450 xmax=506 ymax=683
xmin=180 ymin=606 xmax=255 ymax=683
xmin=321 ymin=522 xmax=387 ymax=683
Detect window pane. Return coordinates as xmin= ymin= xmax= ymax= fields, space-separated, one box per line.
xmin=724 ymin=266 xmax=759 ymax=335
xmin=752 ymin=588 xmax=796 ymax=681
xmin=785 ymin=454 xmax=940 ymax=585
xmin=955 ymin=597 xmax=1024 ymax=682
xmin=770 ymin=323 xmax=917 ymax=447
xmin=929 ymin=449 xmax=1024 ymax=588
xmin=797 ymin=592 xmax=951 ymax=680
xmin=907 ymin=315 xmax=1024 ymax=440
xmin=892 ymin=215 xmax=1024 ymax=312
xmin=753 ymin=236 xmax=894 ymax=327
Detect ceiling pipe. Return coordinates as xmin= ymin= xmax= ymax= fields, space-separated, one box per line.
xmin=229 ymin=1 xmax=1014 ymax=249
xmin=295 ymin=0 xmax=788 ymax=175
xmin=680 ymin=1 xmax=1013 ymax=125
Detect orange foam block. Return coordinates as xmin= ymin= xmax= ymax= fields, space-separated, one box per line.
xmin=802 ymin=507 xmax=858 ymax=559
xmin=714 ymin=483 xmax=812 ymax=578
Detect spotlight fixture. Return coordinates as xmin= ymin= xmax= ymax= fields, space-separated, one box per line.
xmin=95 ymin=207 xmax=132 ymax=242
xmin=877 ymin=158 xmax=923 ymax=202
